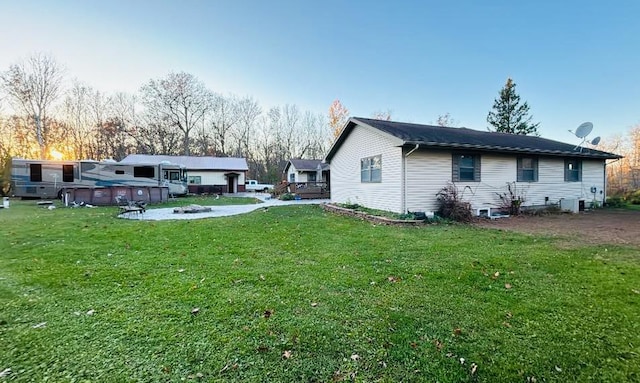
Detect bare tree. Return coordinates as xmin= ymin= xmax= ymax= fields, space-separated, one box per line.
xmin=231 ymin=96 xmax=261 ymax=158
xmin=210 ymin=94 xmax=240 ymax=156
xmin=436 ymin=112 xmax=458 ymax=127
xmin=371 ymin=109 xmax=392 ymax=121
xmin=140 ymin=72 xmax=212 ymax=155
xmin=0 ymin=53 xmax=65 ymax=158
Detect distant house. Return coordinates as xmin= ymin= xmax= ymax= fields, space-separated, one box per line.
xmin=324 ymin=117 xmax=621 ymax=215
xmin=120 ymin=155 xmax=249 ymax=193
xmin=283 ymin=159 xmax=330 ymax=185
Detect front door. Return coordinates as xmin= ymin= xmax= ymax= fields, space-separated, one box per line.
xmin=227 ymin=175 xmax=235 ymax=193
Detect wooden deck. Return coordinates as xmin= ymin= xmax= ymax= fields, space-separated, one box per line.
xmin=273 ymin=181 xmax=330 ymax=199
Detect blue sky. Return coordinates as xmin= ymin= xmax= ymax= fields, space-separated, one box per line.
xmin=0 ymin=0 xmax=638 ymax=145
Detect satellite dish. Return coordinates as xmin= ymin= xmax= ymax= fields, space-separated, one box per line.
xmin=591 ymin=136 xmax=601 ymax=146
xmin=575 ymin=122 xmax=593 ymax=138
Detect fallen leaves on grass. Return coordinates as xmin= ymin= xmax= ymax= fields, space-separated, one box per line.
xmin=505 ymin=283 xmax=512 ymax=289
xmin=32 ymin=322 xmax=47 ymax=329
xmin=471 ymin=363 xmax=478 ymax=375
xmin=263 ymin=310 xmax=272 ymax=319
xmin=191 ymin=307 xmax=200 ymax=315
xmin=387 ymin=276 xmax=400 ymax=283
xmin=86 ymin=309 xmax=95 ymax=316
xmin=433 ymin=339 xmax=444 ymax=351
xmin=453 ymin=328 xmax=462 ymax=336
xmin=0 ymin=368 xmax=11 ymax=378
xmin=311 ymin=302 xmax=318 ymax=307
xmin=350 ymin=354 xmax=360 ymax=361
xmin=282 ymin=350 xmax=292 ymax=359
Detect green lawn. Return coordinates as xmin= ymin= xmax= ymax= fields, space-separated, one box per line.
xmin=1 ymin=200 xmax=639 ymax=382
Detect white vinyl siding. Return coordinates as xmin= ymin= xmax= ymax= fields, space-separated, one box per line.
xmin=330 ymin=124 xmax=403 ymax=213
xmin=188 ymin=171 xmax=245 ymax=185
xmin=405 ymin=152 xmax=607 ymax=213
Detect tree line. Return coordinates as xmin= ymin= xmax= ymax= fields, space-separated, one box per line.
xmin=0 ymin=54 xmax=332 ymax=193
xmin=1 ymin=54 xmax=637 ymax=197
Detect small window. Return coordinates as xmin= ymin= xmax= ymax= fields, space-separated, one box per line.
xmin=452 ymin=154 xmax=480 ymax=182
xmin=308 ymin=172 xmax=317 ymax=182
xmin=30 ymin=164 xmax=42 ymax=182
xmin=361 ymin=155 xmax=382 ymax=183
xmin=62 ymin=165 xmax=74 ymax=182
xmin=115 ymin=170 xmax=125 ymax=175
xmin=565 ymin=159 xmax=582 ymax=182
xmin=169 ymin=171 xmax=180 ymax=181
xmin=289 ymin=173 xmax=295 ymax=183
xmin=134 ymin=166 xmax=155 ymax=178
xmin=188 ymin=176 xmax=201 ymax=184
xmin=517 ymin=157 xmax=538 ymax=182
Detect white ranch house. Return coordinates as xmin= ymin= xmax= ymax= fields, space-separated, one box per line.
xmin=324 ymin=117 xmax=622 ymax=215
xmin=120 ymin=155 xmax=248 ymax=194
xmin=283 ymin=159 xmax=329 ymax=184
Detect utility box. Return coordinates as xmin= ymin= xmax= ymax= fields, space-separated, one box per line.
xmin=2 ymin=197 xmax=8 ymax=209
xmin=560 ymin=198 xmax=579 ymax=213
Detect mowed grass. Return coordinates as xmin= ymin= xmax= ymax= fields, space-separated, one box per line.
xmin=1 ymin=200 xmax=639 ymax=382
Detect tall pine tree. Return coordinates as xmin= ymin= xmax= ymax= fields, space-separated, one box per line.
xmin=487 ymin=78 xmax=540 ymax=135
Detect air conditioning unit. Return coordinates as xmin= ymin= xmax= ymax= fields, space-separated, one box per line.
xmin=560 ymin=198 xmax=579 ymax=213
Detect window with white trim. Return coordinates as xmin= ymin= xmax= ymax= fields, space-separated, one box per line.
xmin=361 ymin=155 xmax=381 ymax=183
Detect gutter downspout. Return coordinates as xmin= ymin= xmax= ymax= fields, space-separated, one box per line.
xmin=604 ymin=158 xmax=621 ymax=204
xmin=402 ymin=144 xmax=420 ymax=213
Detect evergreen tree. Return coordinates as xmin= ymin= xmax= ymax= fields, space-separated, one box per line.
xmin=487 ymin=78 xmax=540 ymax=135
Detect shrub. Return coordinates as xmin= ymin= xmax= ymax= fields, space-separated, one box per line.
xmin=436 ymin=182 xmax=473 ymax=223
xmin=496 ymin=181 xmax=525 ymax=215
xmin=605 ymin=196 xmax=626 ymax=208
xmin=626 ymin=190 xmax=640 ymax=205
xmin=279 ymin=193 xmax=295 ymax=201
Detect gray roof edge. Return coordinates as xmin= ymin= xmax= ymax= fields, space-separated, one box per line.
xmin=402 ymin=141 xmax=622 ymax=159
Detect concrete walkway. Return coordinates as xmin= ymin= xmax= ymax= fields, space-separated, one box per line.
xmin=119 ymin=193 xmax=327 ymax=221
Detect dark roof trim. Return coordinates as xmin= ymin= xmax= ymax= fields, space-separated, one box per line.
xmin=324 ymin=117 xmax=622 ymax=161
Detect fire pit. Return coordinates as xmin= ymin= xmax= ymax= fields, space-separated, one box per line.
xmin=173 ymin=205 xmax=212 ymax=214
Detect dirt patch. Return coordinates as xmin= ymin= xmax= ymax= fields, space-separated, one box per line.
xmin=473 ymin=209 xmax=640 ymax=247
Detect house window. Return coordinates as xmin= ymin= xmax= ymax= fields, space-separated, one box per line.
xmin=565 ymin=159 xmax=582 ymax=182
xmin=517 ymin=157 xmax=538 ymax=182
xmin=308 ymin=172 xmax=317 ymax=182
xmin=188 ymin=176 xmax=201 ymax=184
xmin=30 ymin=164 xmax=42 ymax=182
xmin=361 ymin=155 xmax=382 ymax=183
xmin=452 ymin=154 xmax=480 ymax=182
xmin=289 ymin=173 xmax=295 ymax=183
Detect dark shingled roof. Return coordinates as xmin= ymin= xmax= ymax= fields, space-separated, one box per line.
xmin=285 ymin=159 xmax=329 ymax=173
xmin=325 ymin=117 xmax=621 ymax=161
